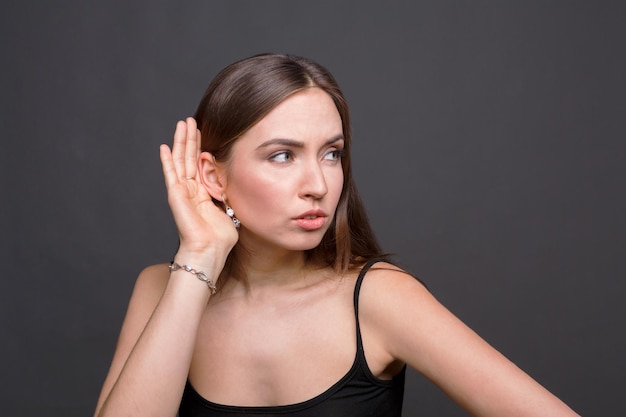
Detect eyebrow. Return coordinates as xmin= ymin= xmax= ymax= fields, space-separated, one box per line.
xmin=256 ymin=135 xmax=344 ymax=150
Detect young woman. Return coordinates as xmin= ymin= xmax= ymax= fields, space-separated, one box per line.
xmin=94 ymin=54 xmax=579 ymax=416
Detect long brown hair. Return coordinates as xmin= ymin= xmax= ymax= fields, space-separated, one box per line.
xmin=194 ymin=53 xmax=387 ymax=283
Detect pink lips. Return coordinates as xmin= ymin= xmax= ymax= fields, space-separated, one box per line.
xmin=294 ymin=210 xmax=328 ymax=230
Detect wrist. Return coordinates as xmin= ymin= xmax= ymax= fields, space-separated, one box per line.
xmin=169 ymin=262 xmax=217 ymax=294
xmin=173 ymin=249 xmax=227 ymax=280
xmin=175 ymin=246 xmax=225 ymax=265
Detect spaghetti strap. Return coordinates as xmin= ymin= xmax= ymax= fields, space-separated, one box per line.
xmin=353 ymin=258 xmax=385 ymax=351
xmin=179 ymin=257 xmax=406 ymax=416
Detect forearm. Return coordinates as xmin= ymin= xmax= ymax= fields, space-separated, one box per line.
xmin=94 ymin=115 xmax=237 ymax=416
xmin=95 ymin=257 xmax=219 ymax=417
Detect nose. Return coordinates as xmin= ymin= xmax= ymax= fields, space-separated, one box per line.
xmin=299 ymin=160 xmax=328 ymax=200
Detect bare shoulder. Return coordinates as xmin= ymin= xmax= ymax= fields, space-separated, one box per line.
xmin=122 ymin=263 xmax=171 ymax=332
xmin=359 ymin=261 xmax=431 ymax=309
xmin=134 ymin=263 xmax=171 ymax=296
xmin=357 ymin=262 xmax=434 ymax=331
xmin=356 ymin=261 xmax=450 ymax=362
xmin=359 ymin=262 xmax=580 ymax=416
xmin=93 ymin=263 xmax=173 ymax=413
xmin=115 ymin=263 xmax=172 ymax=346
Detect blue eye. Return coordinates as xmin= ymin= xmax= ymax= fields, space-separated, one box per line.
xmin=324 ymin=149 xmax=344 ymax=161
xmin=270 ymin=151 xmax=292 ymax=163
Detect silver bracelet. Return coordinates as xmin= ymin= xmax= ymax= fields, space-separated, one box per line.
xmin=169 ymin=262 xmax=217 ymax=294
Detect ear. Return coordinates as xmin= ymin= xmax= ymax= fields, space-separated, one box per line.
xmin=198 ymin=152 xmax=227 ymax=199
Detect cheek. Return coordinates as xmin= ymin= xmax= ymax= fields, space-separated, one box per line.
xmin=330 ymin=170 xmax=344 ymax=200
xmin=228 ymin=167 xmax=285 ymax=214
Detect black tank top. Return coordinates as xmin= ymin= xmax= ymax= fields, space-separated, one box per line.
xmin=178 ymin=258 xmax=406 ymax=416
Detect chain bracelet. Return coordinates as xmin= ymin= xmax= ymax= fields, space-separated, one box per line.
xmin=169 ymin=262 xmax=217 ymax=294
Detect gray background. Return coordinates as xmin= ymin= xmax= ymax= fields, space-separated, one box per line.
xmin=2 ymin=1 xmax=625 ymax=416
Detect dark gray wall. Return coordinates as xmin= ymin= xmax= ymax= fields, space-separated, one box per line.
xmin=2 ymin=1 xmax=624 ymax=416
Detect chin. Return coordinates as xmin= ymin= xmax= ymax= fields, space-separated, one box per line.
xmin=273 ymin=232 xmax=328 ymax=253
xmin=284 ymin=236 xmax=326 ymax=252
xmin=240 ymin=224 xmax=330 ymax=252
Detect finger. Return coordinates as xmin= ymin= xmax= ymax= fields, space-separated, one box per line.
xmin=172 ymin=120 xmax=187 ymax=180
xmin=195 ymin=128 xmax=202 ymax=161
xmin=160 ymin=144 xmax=178 ymax=189
xmin=184 ymin=117 xmax=198 ymax=179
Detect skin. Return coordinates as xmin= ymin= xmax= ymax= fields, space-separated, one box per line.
xmin=93 ymin=88 xmax=579 ymax=417
xmin=202 ymin=87 xmax=345 ymax=260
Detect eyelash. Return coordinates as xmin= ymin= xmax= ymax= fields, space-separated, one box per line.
xmin=269 ymin=148 xmax=345 ymax=163
xmin=325 ymin=149 xmax=345 ymax=161
xmin=269 ymin=151 xmax=293 ymax=163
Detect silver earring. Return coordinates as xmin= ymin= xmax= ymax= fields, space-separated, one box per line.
xmin=222 ymin=195 xmax=240 ymax=228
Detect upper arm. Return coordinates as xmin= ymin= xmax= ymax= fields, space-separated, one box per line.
xmin=359 ymin=266 xmax=578 ymax=416
xmin=94 ymin=264 xmax=170 ymax=415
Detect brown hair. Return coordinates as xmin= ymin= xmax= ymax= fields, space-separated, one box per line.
xmin=194 ymin=53 xmax=388 ymax=284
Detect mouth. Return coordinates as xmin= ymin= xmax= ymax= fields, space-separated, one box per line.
xmin=294 ymin=210 xmax=328 ymax=230
xmin=295 ymin=209 xmax=328 ymax=219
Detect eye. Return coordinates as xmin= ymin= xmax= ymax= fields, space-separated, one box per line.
xmin=269 ymin=151 xmax=293 ymax=163
xmin=324 ymin=149 xmax=345 ymax=161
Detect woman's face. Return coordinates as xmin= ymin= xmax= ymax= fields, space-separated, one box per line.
xmin=224 ymin=87 xmax=344 ymax=254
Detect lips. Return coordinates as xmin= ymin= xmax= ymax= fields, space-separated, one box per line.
xmin=294 ymin=210 xmax=328 ymax=230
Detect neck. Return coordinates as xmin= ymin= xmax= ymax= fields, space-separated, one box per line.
xmin=223 ymin=242 xmax=325 ymax=293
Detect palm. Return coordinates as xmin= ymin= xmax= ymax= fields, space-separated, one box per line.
xmin=160 ymin=118 xmax=238 ymax=254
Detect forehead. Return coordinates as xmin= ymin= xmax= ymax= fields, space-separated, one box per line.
xmin=239 ymin=87 xmax=343 ymax=144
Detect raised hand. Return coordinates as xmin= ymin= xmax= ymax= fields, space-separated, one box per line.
xmin=159 ymin=118 xmax=238 ymax=263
